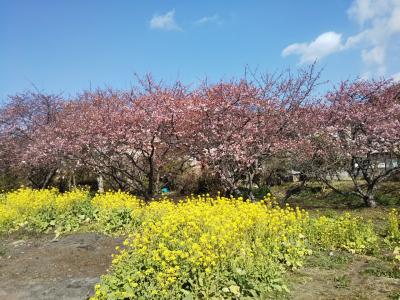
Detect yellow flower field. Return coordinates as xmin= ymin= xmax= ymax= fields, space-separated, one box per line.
xmin=0 ymin=188 xmax=390 ymax=299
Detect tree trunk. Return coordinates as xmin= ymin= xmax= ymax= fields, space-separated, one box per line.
xmin=247 ymin=172 xmax=255 ymax=202
xmin=363 ymin=193 xmax=377 ymax=208
xmin=147 ymin=177 xmax=154 ymax=201
xmin=280 ymin=179 xmax=306 ymax=207
xmin=72 ymin=174 xmax=76 ymax=188
xmin=146 ymin=161 xmax=155 ymax=201
xmin=97 ymin=175 xmax=104 ymax=193
xmin=41 ymin=169 xmax=56 ymax=189
xmin=154 ymin=169 xmax=160 ymax=195
xmin=67 ymin=175 xmax=72 ymax=191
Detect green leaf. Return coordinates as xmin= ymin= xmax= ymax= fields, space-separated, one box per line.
xmin=198 ymin=276 xmax=204 ymax=287
xmin=182 ymin=294 xmax=194 ymax=300
xmin=235 ymin=268 xmax=246 ymax=275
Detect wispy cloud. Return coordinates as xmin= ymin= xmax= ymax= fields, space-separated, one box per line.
xmin=282 ymin=32 xmax=345 ymax=64
xmin=194 ymin=14 xmax=222 ymax=25
xmin=347 ymin=0 xmax=392 ymax=26
xmin=150 ymin=10 xmax=181 ymax=31
xmin=282 ymin=0 xmax=400 ymax=77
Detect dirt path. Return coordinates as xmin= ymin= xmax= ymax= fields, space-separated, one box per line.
xmin=0 ymin=232 xmax=123 ymax=300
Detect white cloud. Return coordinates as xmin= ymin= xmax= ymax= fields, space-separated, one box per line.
xmin=195 ymin=14 xmax=221 ymax=25
xmin=388 ymin=6 xmax=400 ymax=32
xmin=347 ymin=0 xmax=391 ymax=25
xmin=282 ymin=32 xmax=344 ymax=63
xmin=348 ymin=0 xmax=400 ymax=75
xmin=150 ymin=10 xmax=181 ymax=31
xmin=361 ymin=46 xmax=385 ymax=65
xmin=282 ymin=0 xmax=400 ymax=77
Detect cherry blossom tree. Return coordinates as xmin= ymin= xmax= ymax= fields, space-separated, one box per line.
xmin=297 ymin=79 xmax=400 ymax=207
xmin=184 ymin=81 xmax=259 ymax=196
xmin=185 ymin=65 xmax=321 ymax=198
xmin=0 ymin=91 xmax=62 ymax=188
xmin=34 ymin=77 xmax=190 ymax=199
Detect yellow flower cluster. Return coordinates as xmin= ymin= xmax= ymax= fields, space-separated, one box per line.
xmin=54 ymin=188 xmax=91 ymax=211
xmin=91 ymin=190 xmax=143 ymax=234
xmin=92 ymin=190 xmax=141 ymax=212
xmin=387 ymin=209 xmax=399 ymax=242
xmin=93 ymin=195 xmax=310 ymax=299
xmin=306 ymin=212 xmax=378 ymax=253
xmin=0 ymin=188 xmax=89 ymax=232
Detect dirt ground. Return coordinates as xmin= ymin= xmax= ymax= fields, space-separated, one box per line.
xmin=0 ymin=232 xmax=123 ymax=300
xmin=289 ymin=254 xmax=400 ymax=300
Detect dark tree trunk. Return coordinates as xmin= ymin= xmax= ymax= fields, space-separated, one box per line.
xmin=146 ymin=158 xmax=155 ymax=201
xmin=280 ymin=179 xmax=306 ymax=207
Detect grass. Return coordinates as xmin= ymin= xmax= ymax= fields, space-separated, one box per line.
xmin=270 ymin=180 xmax=400 ymax=208
xmin=304 ymin=251 xmax=353 ymax=270
xmin=363 ymin=259 xmax=400 ymax=279
xmin=271 ymin=180 xmax=399 ymax=235
xmin=273 ymin=180 xmax=400 ymax=299
xmin=333 ymin=274 xmax=351 ymax=288
xmin=287 ymin=251 xmax=400 ymax=299
xmin=389 ymin=291 xmax=400 ymax=300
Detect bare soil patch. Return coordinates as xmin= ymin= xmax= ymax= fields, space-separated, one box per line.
xmin=0 ymin=232 xmax=123 ymax=300
xmin=289 ymin=255 xmax=400 ymax=300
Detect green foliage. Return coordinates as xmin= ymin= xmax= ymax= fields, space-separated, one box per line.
xmin=304 ymin=251 xmax=352 ymax=270
xmin=97 ymin=208 xmax=133 ymax=234
xmin=54 ymin=199 xmax=98 ymax=236
xmin=305 ymin=213 xmax=378 ymax=254
xmin=238 ymin=186 xmax=272 ymax=200
xmin=385 ymin=209 xmax=400 ymax=245
xmin=389 ymin=290 xmax=400 ymax=300
xmin=376 ymin=194 xmax=400 ymax=206
xmin=363 ymin=259 xmax=400 ymax=279
xmin=24 ymin=198 xmax=97 ymax=237
xmin=252 ymin=186 xmax=272 ymax=199
xmin=333 ymin=274 xmax=351 ymax=288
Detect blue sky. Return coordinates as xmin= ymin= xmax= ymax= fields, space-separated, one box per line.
xmin=1 ymin=0 xmax=400 ymax=101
